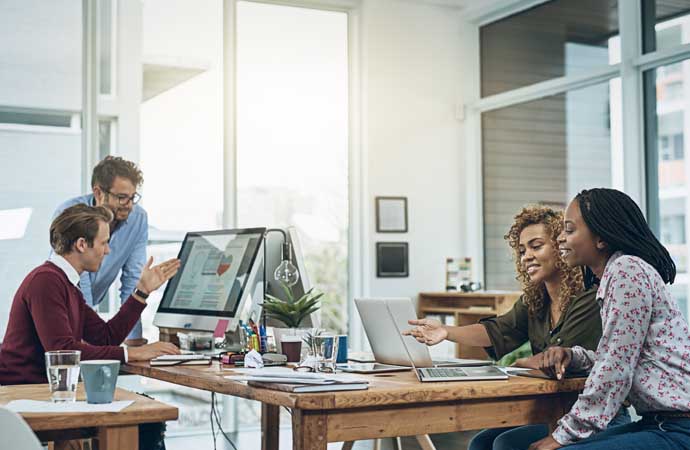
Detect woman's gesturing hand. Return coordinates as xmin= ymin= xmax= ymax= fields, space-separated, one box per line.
xmin=402 ymin=319 xmax=448 ymax=346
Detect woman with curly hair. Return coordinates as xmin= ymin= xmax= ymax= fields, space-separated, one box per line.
xmin=404 ymin=205 xmax=629 ymax=450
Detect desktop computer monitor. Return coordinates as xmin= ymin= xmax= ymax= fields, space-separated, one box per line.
xmin=153 ymin=227 xmax=266 ymax=332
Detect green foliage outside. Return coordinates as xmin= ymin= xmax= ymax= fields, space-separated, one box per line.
xmin=301 ymin=231 xmax=348 ymax=334
xmin=495 ymin=341 xmax=532 ymax=366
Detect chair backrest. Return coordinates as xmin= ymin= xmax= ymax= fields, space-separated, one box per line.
xmin=0 ymin=407 xmax=44 ymax=450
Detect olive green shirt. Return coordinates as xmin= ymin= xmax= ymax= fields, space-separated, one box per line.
xmin=478 ymin=288 xmax=602 ymax=360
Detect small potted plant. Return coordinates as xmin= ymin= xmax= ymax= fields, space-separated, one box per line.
xmin=263 ymin=283 xmax=323 ymax=353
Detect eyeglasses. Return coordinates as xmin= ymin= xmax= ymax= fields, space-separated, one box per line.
xmin=103 ymin=188 xmax=141 ymax=205
xmin=292 ymin=365 xmax=335 ymax=374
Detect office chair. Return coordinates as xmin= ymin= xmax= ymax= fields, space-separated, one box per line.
xmin=0 ymin=407 xmax=44 ymax=450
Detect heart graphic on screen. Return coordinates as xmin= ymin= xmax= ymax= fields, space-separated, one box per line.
xmin=217 ymin=254 xmax=234 ymax=276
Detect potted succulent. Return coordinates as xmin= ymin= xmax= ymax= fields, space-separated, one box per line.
xmin=263 ymin=283 xmax=323 ymax=353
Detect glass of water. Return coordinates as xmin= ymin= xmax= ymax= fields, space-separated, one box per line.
xmin=45 ymin=350 xmax=81 ymax=402
xmin=313 ymin=335 xmax=339 ymax=373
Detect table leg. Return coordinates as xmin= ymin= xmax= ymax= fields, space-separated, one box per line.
xmin=262 ymin=403 xmax=281 ymax=450
xmin=415 ymin=435 xmax=436 ymax=450
xmin=292 ymin=409 xmax=327 ymax=450
xmin=97 ymin=425 xmax=138 ymax=450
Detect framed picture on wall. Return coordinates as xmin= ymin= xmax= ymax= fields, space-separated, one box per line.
xmin=376 ymin=242 xmax=409 ymax=278
xmin=375 ymin=196 xmax=408 ymax=233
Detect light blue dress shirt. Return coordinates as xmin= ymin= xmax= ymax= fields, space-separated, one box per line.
xmin=52 ymin=194 xmax=148 ymax=340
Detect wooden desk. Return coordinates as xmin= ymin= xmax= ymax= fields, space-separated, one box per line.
xmin=0 ymin=384 xmax=178 ymax=450
xmin=418 ymin=291 xmax=521 ymax=359
xmin=124 ymin=361 xmax=583 ymax=450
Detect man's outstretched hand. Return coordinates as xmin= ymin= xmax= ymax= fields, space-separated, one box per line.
xmin=136 ymin=257 xmax=180 ymax=296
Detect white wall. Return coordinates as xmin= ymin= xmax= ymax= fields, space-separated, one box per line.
xmin=360 ymin=0 xmax=467 ymax=302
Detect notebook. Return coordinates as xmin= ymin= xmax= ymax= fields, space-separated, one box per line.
xmin=247 ymin=380 xmax=369 ymax=393
xmin=150 ymin=354 xmax=212 ymax=366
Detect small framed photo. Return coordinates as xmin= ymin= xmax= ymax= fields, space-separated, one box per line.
xmin=375 ymin=196 xmax=408 ymax=233
xmin=376 ymin=242 xmax=409 ymax=278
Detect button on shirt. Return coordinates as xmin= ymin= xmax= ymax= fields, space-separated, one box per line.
xmin=553 ymin=252 xmax=690 ymax=445
xmin=53 ymin=194 xmax=148 ymax=340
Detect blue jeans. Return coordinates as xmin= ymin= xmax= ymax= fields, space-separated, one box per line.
xmin=468 ymin=407 xmax=631 ymax=450
xmin=563 ymin=416 xmax=690 ymax=450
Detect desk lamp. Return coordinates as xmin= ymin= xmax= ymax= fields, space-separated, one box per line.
xmin=265 ymin=228 xmax=300 ymax=287
xmin=261 ymin=229 xmax=300 ymax=332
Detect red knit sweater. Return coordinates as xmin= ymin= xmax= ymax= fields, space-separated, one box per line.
xmin=0 ymin=261 xmax=146 ymax=385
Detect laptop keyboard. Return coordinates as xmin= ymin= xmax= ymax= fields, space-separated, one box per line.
xmin=421 ymin=367 xmax=467 ymax=378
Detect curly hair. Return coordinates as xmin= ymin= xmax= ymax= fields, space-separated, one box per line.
xmin=504 ymin=205 xmax=584 ymax=317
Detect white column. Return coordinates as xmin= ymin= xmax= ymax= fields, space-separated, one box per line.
xmin=618 ymin=0 xmax=647 ymax=210
xmin=82 ymin=0 xmax=98 ymax=191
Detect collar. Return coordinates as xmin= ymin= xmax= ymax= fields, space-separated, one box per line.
xmin=48 ymin=253 xmax=81 ymax=287
xmin=596 ymin=251 xmax=625 ymax=301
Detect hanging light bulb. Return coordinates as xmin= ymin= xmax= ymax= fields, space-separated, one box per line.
xmin=274 ymin=241 xmax=300 ymax=286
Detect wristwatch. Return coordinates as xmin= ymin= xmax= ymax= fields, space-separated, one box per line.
xmin=133 ymin=288 xmax=150 ymax=300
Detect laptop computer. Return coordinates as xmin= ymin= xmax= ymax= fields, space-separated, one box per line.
xmin=347 ymin=298 xmax=494 ymax=374
xmin=381 ymin=299 xmax=508 ymax=382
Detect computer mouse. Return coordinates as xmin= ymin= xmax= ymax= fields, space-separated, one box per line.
xmin=262 ymin=352 xmax=288 ymax=366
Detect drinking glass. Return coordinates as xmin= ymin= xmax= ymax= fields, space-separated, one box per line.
xmin=313 ymin=335 xmax=339 ymax=373
xmin=45 ymin=350 xmax=81 ymax=402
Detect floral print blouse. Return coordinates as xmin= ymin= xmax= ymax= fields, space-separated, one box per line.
xmin=553 ymin=251 xmax=690 ymax=445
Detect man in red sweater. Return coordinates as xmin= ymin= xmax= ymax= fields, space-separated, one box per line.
xmin=0 ymin=204 xmax=181 ymax=385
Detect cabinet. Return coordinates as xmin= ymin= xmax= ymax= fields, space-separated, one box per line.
xmin=417 ymin=291 xmax=521 ymax=360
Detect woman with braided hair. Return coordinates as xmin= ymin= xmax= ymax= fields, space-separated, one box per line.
xmin=528 ymin=188 xmax=690 ymax=450
xmin=404 ymin=205 xmax=629 ymax=450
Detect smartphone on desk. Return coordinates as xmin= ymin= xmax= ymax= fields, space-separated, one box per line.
xmin=516 ymin=369 xmax=587 ymax=380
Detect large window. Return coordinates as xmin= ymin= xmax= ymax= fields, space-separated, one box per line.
xmin=0 ymin=0 xmax=83 ymax=337
xmin=480 ymin=0 xmax=619 ymax=97
xmin=644 ymin=2 xmax=690 ymax=320
xmin=483 ymin=81 xmax=620 ymax=288
xmin=480 ymin=0 xmax=622 ymax=289
xmin=138 ymin=0 xmax=224 ymax=338
xmin=235 ymin=1 xmax=349 ymax=334
xmin=478 ymin=0 xmax=690 ymax=318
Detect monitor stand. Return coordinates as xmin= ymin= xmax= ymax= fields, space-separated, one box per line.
xmin=157 ymin=326 xmax=243 ymax=353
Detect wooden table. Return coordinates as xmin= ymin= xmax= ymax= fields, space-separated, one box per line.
xmin=124 ymin=361 xmax=584 ymax=450
xmin=0 ymin=384 xmax=178 ymax=450
xmin=418 ymin=291 xmax=521 ymax=359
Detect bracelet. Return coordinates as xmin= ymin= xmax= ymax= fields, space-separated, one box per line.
xmin=133 ymin=288 xmax=149 ymax=300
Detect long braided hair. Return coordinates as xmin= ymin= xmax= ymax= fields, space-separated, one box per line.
xmin=504 ymin=206 xmax=584 ymax=317
xmin=575 ymin=188 xmax=676 ymax=285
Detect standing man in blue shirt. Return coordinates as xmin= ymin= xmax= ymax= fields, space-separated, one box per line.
xmin=54 ymin=156 xmax=149 ymax=346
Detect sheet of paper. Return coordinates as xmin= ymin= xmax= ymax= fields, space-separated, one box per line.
xmin=5 ymin=399 xmax=134 ymax=413
xmin=225 ymin=375 xmax=337 ymax=385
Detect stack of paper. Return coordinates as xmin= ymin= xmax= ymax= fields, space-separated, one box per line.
xmin=225 ymin=367 xmax=369 ymax=393
xmin=151 ymin=354 xmax=211 ymax=366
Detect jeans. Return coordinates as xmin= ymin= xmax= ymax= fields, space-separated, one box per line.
xmin=467 ymin=407 xmax=631 ymax=450
xmin=563 ymin=416 xmax=690 ymax=450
